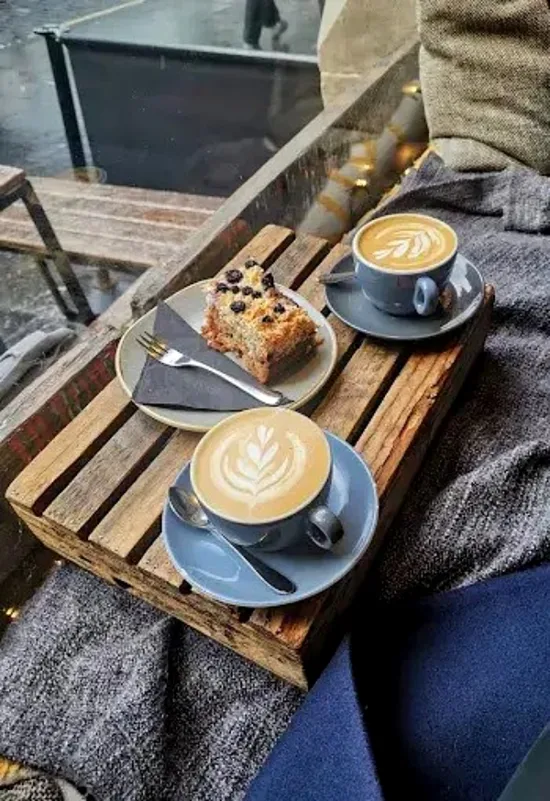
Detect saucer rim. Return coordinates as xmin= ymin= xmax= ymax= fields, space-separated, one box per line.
xmin=161 ymin=431 xmax=379 ymax=608
xmin=324 ymin=253 xmax=485 ymax=342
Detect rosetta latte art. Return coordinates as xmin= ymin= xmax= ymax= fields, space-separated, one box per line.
xmin=372 ymin=222 xmax=447 ymax=265
xmin=210 ymin=424 xmax=307 ymax=508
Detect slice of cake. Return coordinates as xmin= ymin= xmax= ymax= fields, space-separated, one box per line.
xmin=202 ymin=258 xmax=320 ymax=384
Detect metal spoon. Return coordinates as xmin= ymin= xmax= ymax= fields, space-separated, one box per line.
xmin=168 ymin=486 xmax=297 ymax=595
xmin=318 ymin=270 xmax=356 ymax=285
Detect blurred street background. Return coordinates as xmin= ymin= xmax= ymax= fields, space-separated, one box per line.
xmin=0 ymin=0 xmax=320 ymax=347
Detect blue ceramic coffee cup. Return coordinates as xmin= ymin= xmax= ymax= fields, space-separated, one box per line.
xmin=352 ymin=213 xmax=458 ymax=317
xmin=190 ymin=409 xmax=344 ymax=552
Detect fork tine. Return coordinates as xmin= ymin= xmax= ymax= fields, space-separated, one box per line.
xmin=136 ymin=336 xmax=163 ymax=358
xmin=141 ymin=331 xmax=167 ymax=352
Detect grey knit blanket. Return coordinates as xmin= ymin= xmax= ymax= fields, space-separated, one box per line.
xmin=0 ymin=155 xmax=549 ymax=801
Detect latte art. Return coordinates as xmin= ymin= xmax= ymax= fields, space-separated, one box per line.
xmin=358 ymin=213 xmax=457 ymax=271
xmin=372 ymin=224 xmax=446 ymax=263
xmin=213 ymin=425 xmax=307 ymax=507
xmin=191 ymin=408 xmax=331 ymax=524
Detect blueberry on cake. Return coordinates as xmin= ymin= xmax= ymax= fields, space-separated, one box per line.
xmin=202 ymin=259 xmax=320 ymax=384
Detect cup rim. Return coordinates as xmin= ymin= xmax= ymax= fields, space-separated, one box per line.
xmin=352 ymin=212 xmax=458 ymax=276
xmin=190 ymin=407 xmax=332 ymax=526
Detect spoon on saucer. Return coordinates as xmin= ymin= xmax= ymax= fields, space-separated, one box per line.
xmin=168 ymin=486 xmax=297 ymax=595
xmin=318 ymin=270 xmax=356 ymax=285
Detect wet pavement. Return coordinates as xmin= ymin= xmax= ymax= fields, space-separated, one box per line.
xmin=0 ymin=0 xmax=321 ymax=352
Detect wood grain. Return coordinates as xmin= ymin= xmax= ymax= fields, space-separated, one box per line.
xmin=6 ymin=380 xmax=132 ymax=514
xmin=0 ymin=220 xmax=182 ymax=272
xmin=269 ymin=233 xmax=329 ymax=288
xmin=43 ymin=412 xmax=170 ymax=537
xmin=89 ymin=430 xmax=201 ymax=561
xmin=298 ymin=244 xmax=357 ymax=358
xmin=0 ymin=165 xmax=24 ymax=196
xmin=1 ymin=208 xmax=197 ymax=247
xmin=312 ymin=339 xmax=404 ymax=442
xmin=0 ymin=177 xmax=222 ymax=270
xmin=31 ymin=177 xmax=223 ymax=213
xmin=6 ymin=191 xmax=217 ymax=229
xmin=213 ymin=224 xmax=295 ymax=278
xmin=137 ymin=535 xmax=186 ymax=589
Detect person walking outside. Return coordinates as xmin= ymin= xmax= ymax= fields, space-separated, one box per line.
xmin=243 ymin=0 xmax=288 ymax=49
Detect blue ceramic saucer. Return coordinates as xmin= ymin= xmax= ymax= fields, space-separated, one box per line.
xmin=162 ymin=432 xmax=379 ymax=608
xmin=325 ymin=253 xmax=485 ymax=341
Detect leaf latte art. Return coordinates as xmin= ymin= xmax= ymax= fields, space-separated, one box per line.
xmin=211 ymin=425 xmax=307 ymax=507
xmin=358 ymin=214 xmax=456 ymax=271
xmin=191 ymin=408 xmax=331 ymax=523
xmin=373 ymin=224 xmax=445 ymax=263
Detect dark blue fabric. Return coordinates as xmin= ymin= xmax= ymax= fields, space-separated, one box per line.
xmin=245 ymin=563 xmax=550 ymax=801
xmin=246 ymin=636 xmax=384 ymax=801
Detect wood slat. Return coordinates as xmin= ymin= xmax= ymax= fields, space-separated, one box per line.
xmin=2 ymin=205 xmax=199 ymax=247
xmin=0 ymin=165 xmax=24 ymax=196
xmin=0 ymin=220 xmax=178 ymax=271
xmin=296 ymin=244 xmax=347 ymax=313
xmin=213 ymin=223 xmax=295 ymax=278
xmin=137 ymin=535 xmax=186 ymax=589
xmin=297 ymin=244 xmax=361 ymax=361
xmin=249 ymin=288 xmax=495 ymax=653
xmin=6 ymin=380 xmax=132 ymax=514
xmin=1 ymin=329 xmax=119 ymax=514
xmin=43 ymin=412 xmax=170 ymax=537
xmin=25 ymin=192 xmax=216 ymax=228
xmin=89 ymin=430 xmax=201 ymax=560
xmin=31 ymin=177 xmax=223 ymax=213
xmin=0 ymin=177 xmax=222 ymax=271
xmin=312 ymin=339 xmax=404 ymax=442
xmin=269 ymin=233 xmax=329 ymax=288
xmin=5 ymin=192 xmax=213 ymax=231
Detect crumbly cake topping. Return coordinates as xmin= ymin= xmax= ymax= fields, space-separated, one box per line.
xmin=206 ymin=262 xmax=314 ymax=332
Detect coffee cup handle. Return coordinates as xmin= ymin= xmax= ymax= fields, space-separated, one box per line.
xmin=413 ymin=276 xmax=439 ymax=316
xmin=307 ymin=506 xmax=344 ymax=550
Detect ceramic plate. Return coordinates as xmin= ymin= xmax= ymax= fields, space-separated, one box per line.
xmin=325 ymin=253 xmax=485 ymax=342
xmin=162 ymin=432 xmax=379 ymax=607
xmin=116 ymin=280 xmax=337 ymax=432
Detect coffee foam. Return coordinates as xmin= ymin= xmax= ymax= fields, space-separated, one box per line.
xmin=191 ymin=409 xmax=330 ymax=524
xmin=358 ymin=214 xmax=456 ymax=271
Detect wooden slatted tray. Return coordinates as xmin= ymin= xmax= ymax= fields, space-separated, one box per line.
xmin=6 ymin=225 xmax=494 ymax=688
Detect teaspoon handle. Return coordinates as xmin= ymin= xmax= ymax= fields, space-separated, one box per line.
xmin=318 ymin=270 xmax=356 ymax=285
xmin=211 ymin=529 xmax=297 ymax=595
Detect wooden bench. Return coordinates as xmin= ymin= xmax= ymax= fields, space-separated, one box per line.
xmin=0 ymin=171 xmax=224 ymax=323
xmin=0 ymin=177 xmax=224 ymax=273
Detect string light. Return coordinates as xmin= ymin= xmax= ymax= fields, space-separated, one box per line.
xmin=3 ymin=607 xmax=19 ymax=620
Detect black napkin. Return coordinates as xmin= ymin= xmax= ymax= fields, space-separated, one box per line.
xmin=132 ymin=301 xmax=265 ymax=411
